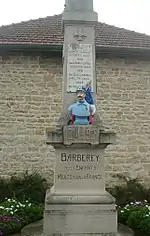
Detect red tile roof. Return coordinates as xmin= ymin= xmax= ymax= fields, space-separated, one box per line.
xmin=0 ymin=14 xmax=150 ymax=49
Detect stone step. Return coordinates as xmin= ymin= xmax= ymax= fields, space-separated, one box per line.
xmin=18 ymin=220 xmax=134 ymax=236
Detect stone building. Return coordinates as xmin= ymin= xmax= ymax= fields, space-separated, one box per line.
xmin=0 ymin=14 xmax=149 ymax=185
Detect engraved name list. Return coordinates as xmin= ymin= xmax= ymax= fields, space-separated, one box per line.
xmin=67 ymin=44 xmax=93 ymax=92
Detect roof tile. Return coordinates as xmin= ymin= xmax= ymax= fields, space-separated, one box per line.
xmin=0 ymin=14 xmax=150 ymax=49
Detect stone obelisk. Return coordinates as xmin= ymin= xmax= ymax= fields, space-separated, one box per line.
xmin=61 ymin=0 xmax=98 ymax=116
xmin=44 ymin=0 xmax=117 ymax=235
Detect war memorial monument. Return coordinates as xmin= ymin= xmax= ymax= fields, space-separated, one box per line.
xmin=44 ymin=0 xmax=117 ymax=235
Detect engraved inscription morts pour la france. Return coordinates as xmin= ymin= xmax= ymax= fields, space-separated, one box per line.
xmin=55 ymin=148 xmax=105 ymax=194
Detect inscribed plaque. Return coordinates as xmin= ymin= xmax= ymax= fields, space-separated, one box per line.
xmin=67 ymin=44 xmax=93 ymax=92
xmin=54 ymin=148 xmax=105 ymax=194
xmin=63 ymin=125 xmax=99 ymax=145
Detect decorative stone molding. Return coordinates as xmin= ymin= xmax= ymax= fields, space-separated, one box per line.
xmin=46 ymin=125 xmax=116 ymax=147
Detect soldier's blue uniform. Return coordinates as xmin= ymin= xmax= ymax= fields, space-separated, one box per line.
xmin=68 ymin=87 xmax=96 ymax=125
xmin=68 ymin=99 xmax=91 ymax=125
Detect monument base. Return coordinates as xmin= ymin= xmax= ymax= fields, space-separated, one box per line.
xmin=45 ymin=125 xmax=117 ymax=236
xmin=44 ymin=189 xmax=117 ymax=236
xmin=45 ymin=186 xmax=116 ymax=204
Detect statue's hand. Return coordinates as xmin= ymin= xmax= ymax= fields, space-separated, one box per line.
xmin=88 ymin=80 xmax=92 ymax=85
xmin=85 ymin=80 xmax=92 ymax=88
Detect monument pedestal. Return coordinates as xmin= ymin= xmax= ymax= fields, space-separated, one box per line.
xmin=44 ymin=125 xmax=117 ymax=236
xmin=44 ymin=204 xmax=116 ymax=236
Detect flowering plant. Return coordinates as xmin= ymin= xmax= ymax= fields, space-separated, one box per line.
xmin=119 ymin=200 xmax=150 ymax=236
xmin=0 ymin=198 xmax=43 ymax=236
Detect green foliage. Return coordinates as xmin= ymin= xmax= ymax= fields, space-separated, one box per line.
xmin=0 ymin=198 xmax=43 ymax=236
xmin=127 ymin=208 xmax=149 ymax=230
xmin=0 ymin=172 xmax=49 ymax=235
xmin=119 ymin=202 xmax=150 ymax=236
xmin=118 ymin=204 xmax=143 ymax=225
xmin=110 ymin=175 xmax=150 ymax=236
xmin=0 ymin=216 xmax=22 ymax=236
xmin=107 ymin=175 xmax=150 ymax=206
xmin=138 ymin=216 xmax=150 ymax=235
xmin=0 ymin=172 xmax=50 ymax=204
xmin=1 ymin=172 xmax=150 ymax=236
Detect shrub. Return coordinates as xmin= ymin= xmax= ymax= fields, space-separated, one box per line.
xmin=119 ymin=201 xmax=150 ymax=236
xmin=1 ymin=172 xmax=150 ymax=235
xmin=109 ymin=176 xmax=150 ymax=235
xmin=138 ymin=215 xmax=150 ymax=235
xmin=118 ymin=200 xmax=148 ymax=224
xmin=0 ymin=215 xmax=23 ymax=236
xmin=107 ymin=176 xmax=150 ymax=206
xmin=0 ymin=198 xmax=43 ymax=236
xmin=0 ymin=172 xmax=50 ymax=204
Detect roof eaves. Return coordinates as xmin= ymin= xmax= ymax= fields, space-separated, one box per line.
xmin=96 ymin=44 xmax=150 ymax=50
xmin=0 ymin=43 xmax=62 ymax=51
xmin=96 ymin=45 xmax=150 ymax=55
xmin=1 ymin=42 xmax=150 ymax=56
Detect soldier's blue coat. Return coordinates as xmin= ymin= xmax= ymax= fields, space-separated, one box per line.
xmin=68 ymin=99 xmax=90 ymax=125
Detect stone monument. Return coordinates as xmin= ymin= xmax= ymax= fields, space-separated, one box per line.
xmin=44 ymin=0 xmax=117 ymax=235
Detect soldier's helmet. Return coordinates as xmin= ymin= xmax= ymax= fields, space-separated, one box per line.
xmin=76 ymin=87 xmax=86 ymax=94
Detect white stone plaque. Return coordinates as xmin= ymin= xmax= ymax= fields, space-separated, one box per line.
xmin=54 ymin=148 xmax=105 ymax=195
xmin=67 ymin=44 xmax=93 ymax=92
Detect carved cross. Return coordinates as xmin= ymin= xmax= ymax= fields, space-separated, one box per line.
xmin=73 ymin=28 xmax=87 ymax=42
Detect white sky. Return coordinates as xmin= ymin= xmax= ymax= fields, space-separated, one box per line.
xmin=0 ymin=0 xmax=150 ymax=35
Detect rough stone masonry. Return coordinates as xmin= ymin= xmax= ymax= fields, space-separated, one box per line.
xmin=0 ymin=53 xmax=149 ymax=186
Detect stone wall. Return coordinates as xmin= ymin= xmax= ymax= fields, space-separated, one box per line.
xmin=96 ymin=57 xmax=150 ymax=185
xmin=0 ymin=53 xmax=149 ymax=185
xmin=0 ymin=53 xmax=62 ymax=182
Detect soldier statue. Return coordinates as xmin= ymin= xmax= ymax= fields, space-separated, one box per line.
xmin=68 ymin=81 xmax=96 ymax=125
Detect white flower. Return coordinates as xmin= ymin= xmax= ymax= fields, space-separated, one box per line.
xmin=19 ymin=204 xmax=26 ymax=207
xmin=12 ymin=199 xmax=17 ymax=203
xmin=135 ymin=201 xmax=140 ymax=205
xmin=145 ymin=213 xmax=150 ymax=217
